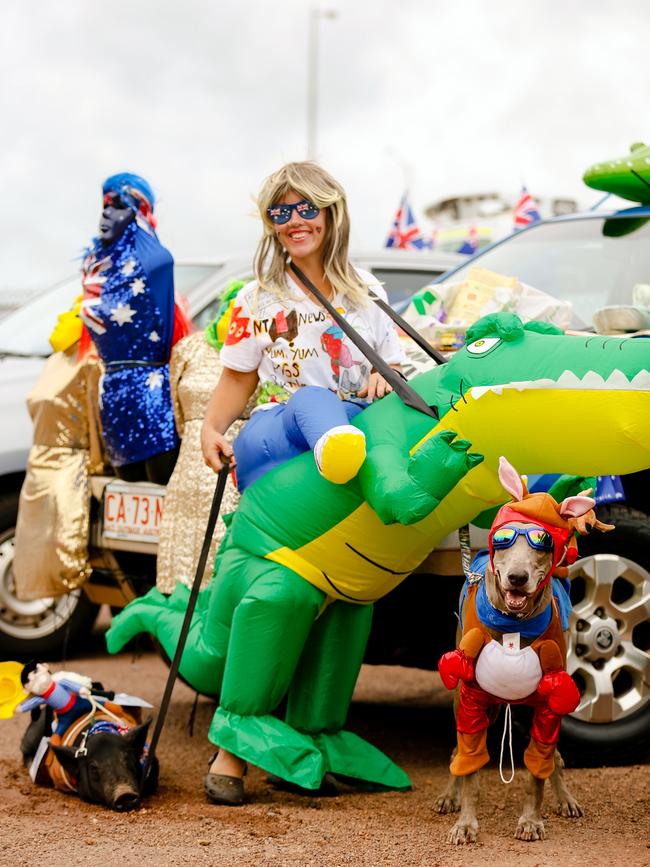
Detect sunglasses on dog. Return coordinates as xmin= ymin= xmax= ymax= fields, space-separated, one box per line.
xmin=492 ymin=526 xmax=554 ymax=552
xmin=267 ymin=200 xmax=321 ymax=225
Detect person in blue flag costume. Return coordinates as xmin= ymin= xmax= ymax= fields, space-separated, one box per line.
xmin=79 ymin=172 xmax=182 ymax=483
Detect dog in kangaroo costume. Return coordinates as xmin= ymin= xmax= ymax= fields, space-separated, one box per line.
xmin=437 ymin=456 xmax=614 ymax=844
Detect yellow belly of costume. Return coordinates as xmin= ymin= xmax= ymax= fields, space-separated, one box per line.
xmin=264 ymin=387 xmax=650 ymax=604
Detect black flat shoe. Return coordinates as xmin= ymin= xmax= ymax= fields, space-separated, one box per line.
xmin=204 ymin=772 xmax=245 ymax=806
xmin=266 ymin=772 xmax=341 ymax=797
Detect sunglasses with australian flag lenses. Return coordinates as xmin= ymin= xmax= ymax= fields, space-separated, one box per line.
xmin=267 ymin=200 xmax=321 ymax=225
xmin=492 ymin=525 xmax=554 ymax=552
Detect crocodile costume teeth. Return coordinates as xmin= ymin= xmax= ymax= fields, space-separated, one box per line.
xmin=470 ymin=367 xmax=650 ymax=400
xmin=106 ymin=312 xmax=650 ymax=793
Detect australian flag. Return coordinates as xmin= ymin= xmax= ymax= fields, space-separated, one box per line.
xmin=457 ymin=225 xmax=478 ymax=255
xmin=385 ymin=194 xmax=431 ymax=250
xmin=513 ymin=186 xmax=541 ymax=229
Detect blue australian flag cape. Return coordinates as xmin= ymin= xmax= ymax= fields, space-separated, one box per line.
xmin=460 ymin=549 xmax=572 ymax=639
xmin=80 ymin=219 xmax=178 ymax=466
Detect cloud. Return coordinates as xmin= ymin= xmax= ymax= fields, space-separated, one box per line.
xmin=1 ymin=0 xmax=650 ymax=291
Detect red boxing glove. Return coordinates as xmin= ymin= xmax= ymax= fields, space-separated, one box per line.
xmin=537 ymin=670 xmax=580 ymax=715
xmin=438 ymin=649 xmax=475 ymax=690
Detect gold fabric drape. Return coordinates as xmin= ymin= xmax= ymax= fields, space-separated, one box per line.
xmin=13 ymin=349 xmax=104 ymax=600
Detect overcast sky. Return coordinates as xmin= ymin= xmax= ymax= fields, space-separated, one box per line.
xmin=2 ymin=0 xmax=649 ymax=293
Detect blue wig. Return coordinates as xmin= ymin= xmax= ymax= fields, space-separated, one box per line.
xmin=102 ymin=172 xmax=156 ymax=211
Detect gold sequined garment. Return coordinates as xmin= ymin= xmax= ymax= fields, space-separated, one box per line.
xmin=13 ymin=349 xmax=104 ymax=600
xmin=156 ymin=333 xmax=253 ymax=593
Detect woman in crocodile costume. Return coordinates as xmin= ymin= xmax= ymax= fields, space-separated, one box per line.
xmin=106 ymin=312 xmax=650 ymax=801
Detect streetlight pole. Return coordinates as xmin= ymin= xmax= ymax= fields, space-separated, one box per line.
xmin=307 ymin=5 xmax=318 ymax=161
xmin=385 ymin=146 xmax=415 ymax=195
xmin=307 ymin=4 xmax=337 ymax=161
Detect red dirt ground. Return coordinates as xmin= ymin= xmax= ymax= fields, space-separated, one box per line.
xmin=1 ymin=624 xmax=648 ymax=867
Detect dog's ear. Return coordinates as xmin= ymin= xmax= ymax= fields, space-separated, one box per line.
xmin=558 ymin=494 xmax=596 ymax=518
xmin=498 ymin=456 xmax=525 ymax=501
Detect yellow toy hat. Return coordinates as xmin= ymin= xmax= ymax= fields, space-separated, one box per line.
xmin=0 ymin=661 xmax=27 ymax=719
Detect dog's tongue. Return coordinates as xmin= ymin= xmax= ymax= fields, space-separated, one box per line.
xmin=505 ymin=589 xmax=527 ymax=611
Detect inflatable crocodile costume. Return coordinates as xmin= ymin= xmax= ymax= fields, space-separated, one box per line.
xmin=107 ymin=313 xmax=650 ymax=791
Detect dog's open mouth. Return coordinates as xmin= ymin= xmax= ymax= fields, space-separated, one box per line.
xmin=504 ymin=589 xmax=528 ymax=611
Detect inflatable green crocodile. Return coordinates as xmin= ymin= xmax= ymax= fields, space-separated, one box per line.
xmin=583 ymin=141 xmax=650 ymax=203
xmin=107 ymin=313 xmax=650 ymax=791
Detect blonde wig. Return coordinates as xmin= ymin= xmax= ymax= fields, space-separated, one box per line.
xmin=253 ymin=162 xmax=369 ymax=308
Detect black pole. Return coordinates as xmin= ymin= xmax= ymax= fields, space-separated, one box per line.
xmin=140 ymin=462 xmax=231 ymax=792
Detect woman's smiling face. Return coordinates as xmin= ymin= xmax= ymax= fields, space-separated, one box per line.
xmin=273 ymin=189 xmax=327 ymax=262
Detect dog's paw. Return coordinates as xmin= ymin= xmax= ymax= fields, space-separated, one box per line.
xmin=557 ymin=795 xmax=583 ymax=818
xmin=434 ymin=793 xmax=460 ymax=814
xmin=448 ymin=818 xmax=478 ymax=844
xmin=515 ymin=817 xmax=546 ymax=841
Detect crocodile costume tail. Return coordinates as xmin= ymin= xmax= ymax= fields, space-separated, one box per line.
xmin=106 ymin=544 xmax=411 ymax=792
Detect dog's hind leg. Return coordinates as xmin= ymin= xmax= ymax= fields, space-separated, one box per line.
xmin=434 ymin=750 xmax=461 ymax=814
xmin=448 ymin=772 xmax=480 ymax=844
xmin=549 ymin=749 xmax=583 ymax=817
xmin=515 ymin=771 xmax=546 ymax=841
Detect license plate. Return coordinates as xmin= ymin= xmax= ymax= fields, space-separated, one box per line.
xmin=102 ymin=481 xmax=165 ymax=542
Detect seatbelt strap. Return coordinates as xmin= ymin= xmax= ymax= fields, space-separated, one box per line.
xmin=367 ymin=291 xmax=448 ymax=366
xmin=289 ymin=262 xmax=439 ymax=420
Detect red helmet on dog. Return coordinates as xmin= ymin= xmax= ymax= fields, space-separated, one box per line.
xmin=489 ymin=457 xmax=596 ymax=587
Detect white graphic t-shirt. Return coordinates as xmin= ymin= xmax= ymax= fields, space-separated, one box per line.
xmin=220 ymin=268 xmax=404 ymax=408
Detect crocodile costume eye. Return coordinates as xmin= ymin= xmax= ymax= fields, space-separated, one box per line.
xmin=466 ymin=337 xmax=501 ymax=356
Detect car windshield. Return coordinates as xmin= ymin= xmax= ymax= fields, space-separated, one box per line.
xmin=436 ymin=215 xmax=650 ymax=328
xmin=173 ymin=264 xmax=218 ymax=297
xmin=371 ymin=267 xmax=447 ymax=307
xmin=0 ymin=264 xmax=217 ymax=357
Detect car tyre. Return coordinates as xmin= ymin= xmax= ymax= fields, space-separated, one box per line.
xmin=0 ymin=489 xmax=99 ymax=660
xmin=561 ymin=504 xmax=650 ymax=765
